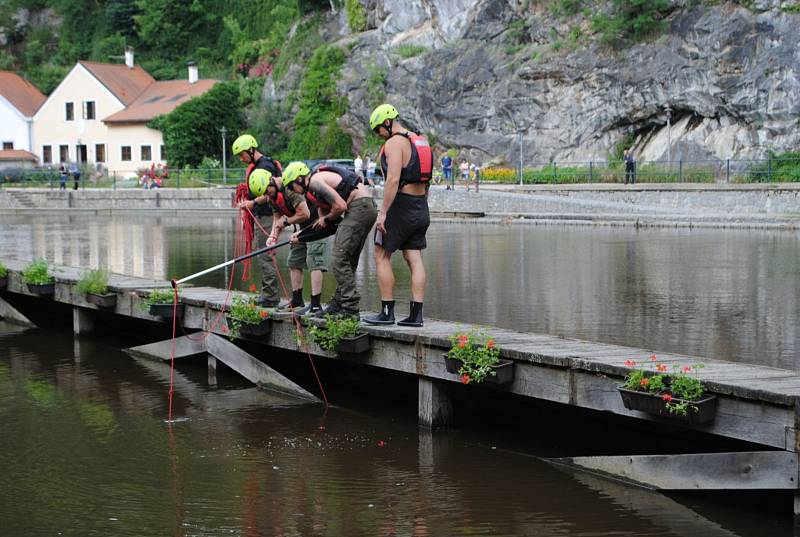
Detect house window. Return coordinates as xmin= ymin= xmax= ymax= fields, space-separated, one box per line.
xmin=95 ymin=144 xmax=105 ymax=163
xmin=141 ymin=145 xmax=152 ymax=161
xmin=160 ymin=145 xmax=166 ymax=161
xmin=65 ymin=102 xmax=74 ymax=121
xmin=43 ymin=145 xmax=52 ymax=164
xmin=59 ymin=145 xmax=69 ymax=162
xmin=121 ymin=146 xmax=132 ymax=161
xmin=83 ymin=101 xmax=96 ymax=120
xmin=2 ymin=142 xmax=12 ymax=150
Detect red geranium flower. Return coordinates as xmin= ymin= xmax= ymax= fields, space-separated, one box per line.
xmin=650 ymin=354 xmax=657 ymax=362
xmin=377 ymin=440 xmax=386 ymax=448
xmin=639 ymin=378 xmax=650 ymax=387
xmin=683 ymin=366 xmax=692 ymax=373
xmin=624 ymin=359 xmax=636 ymax=367
xmin=487 ymin=339 xmax=495 ymax=349
xmin=248 ymin=284 xmax=258 ymax=293
xmin=656 ymin=364 xmax=668 ymax=372
xmin=259 ymin=310 xmax=268 ymax=319
xmin=460 ymin=374 xmax=471 ymax=384
xmin=661 ymin=394 xmax=673 ymax=402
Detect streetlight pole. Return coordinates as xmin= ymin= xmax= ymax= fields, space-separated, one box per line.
xmin=519 ymin=132 xmax=523 ymax=186
xmin=220 ymin=126 xmax=227 ymax=184
xmin=665 ymin=105 xmax=672 ymax=169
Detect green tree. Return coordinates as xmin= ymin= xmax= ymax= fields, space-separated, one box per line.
xmin=150 ymin=81 xmax=245 ymax=167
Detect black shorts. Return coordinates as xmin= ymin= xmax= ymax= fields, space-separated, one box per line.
xmin=375 ymin=192 xmax=430 ymax=253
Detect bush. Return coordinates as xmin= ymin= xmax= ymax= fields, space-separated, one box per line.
xmin=447 ymin=331 xmax=501 ymax=384
xmin=144 ymin=288 xmax=178 ymax=306
xmin=393 ymin=44 xmax=427 ymax=59
xmin=226 ymin=294 xmax=269 ymax=339
xmin=346 ymin=0 xmax=367 ymax=32
xmin=22 ymin=259 xmax=53 ymax=285
xmin=592 ymin=0 xmax=671 ymax=47
xmin=76 ymin=269 xmax=109 ymax=295
xmin=746 ymin=152 xmax=800 ymax=182
xmin=0 ymin=261 xmax=7 ymax=278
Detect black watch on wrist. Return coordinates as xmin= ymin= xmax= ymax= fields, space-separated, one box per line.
xmin=283 ymin=216 xmax=289 ymax=227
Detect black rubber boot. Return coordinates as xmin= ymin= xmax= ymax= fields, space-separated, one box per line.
xmin=315 ymin=300 xmax=341 ymax=318
xmin=364 ymin=300 xmax=395 ymax=325
xmin=397 ymin=301 xmax=423 ymax=327
xmin=290 ymin=289 xmax=305 ymax=308
xmin=296 ymin=294 xmax=322 ymax=316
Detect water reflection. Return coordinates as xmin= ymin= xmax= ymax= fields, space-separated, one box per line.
xmin=0 ymin=324 xmax=784 ymax=536
xmin=1 ymin=215 xmax=798 ymax=368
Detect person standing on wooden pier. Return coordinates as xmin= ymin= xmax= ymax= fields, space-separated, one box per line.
xmin=263 ymin=169 xmax=327 ymax=315
xmin=282 ymin=161 xmax=377 ymax=320
xmin=364 ymin=104 xmax=433 ymax=327
xmin=232 ymin=134 xmax=285 ymax=308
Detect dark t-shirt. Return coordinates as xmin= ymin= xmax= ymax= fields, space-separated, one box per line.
xmin=441 ymin=155 xmax=452 ymax=169
xmin=250 ymin=156 xmax=281 ymax=217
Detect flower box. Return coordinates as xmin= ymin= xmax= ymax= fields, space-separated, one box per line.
xmin=617 ymin=387 xmax=717 ymax=424
xmin=149 ymin=303 xmax=184 ymax=318
xmin=444 ymin=354 xmax=515 ymax=386
xmin=227 ymin=316 xmax=271 ymax=337
xmin=86 ymin=292 xmax=116 ymax=308
xmin=27 ymin=282 xmax=55 ymax=296
xmin=335 ymin=333 xmax=370 ymax=354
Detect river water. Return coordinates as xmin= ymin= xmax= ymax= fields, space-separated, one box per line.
xmin=0 ymin=214 xmax=798 ymax=535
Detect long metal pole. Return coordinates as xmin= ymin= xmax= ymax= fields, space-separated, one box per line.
xmin=173 ymin=239 xmax=291 ymax=287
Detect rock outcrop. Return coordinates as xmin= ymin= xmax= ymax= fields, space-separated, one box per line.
xmin=327 ymin=0 xmax=800 ymax=165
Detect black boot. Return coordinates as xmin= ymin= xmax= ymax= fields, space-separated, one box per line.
xmin=296 ymin=293 xmax=322 ymax=316
xmin=397 ymin=301 xmax=423 ymax=327
xmin=364 ymin=300 xmax=395 ymax=325
xmin=290 ymin=288 xmax=305 ymax=308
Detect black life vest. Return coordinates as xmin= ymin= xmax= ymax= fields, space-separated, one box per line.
xmin=305 ymin=164 xmax=361 ymax=210
xmin=269 ymin=191 xmax=295 ymax=217
xmin=379 ymin=132 xmax=433 ymax=186
xmin=246 ymin=156 xmax=283 ymax=216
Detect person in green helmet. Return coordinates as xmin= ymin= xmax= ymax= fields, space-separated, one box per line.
xmin=263 ymin=169 xmax=328 ymax=315
xmin=364 ymin=104 xmax=433 ymax=327
xmin=283 ymin=160 xmax=377 ymax=320
xmin=232 ymin=134 xmax=285 ymax=308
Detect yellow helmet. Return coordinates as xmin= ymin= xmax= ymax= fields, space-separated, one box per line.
xmin=248 ymin=168 xmax=271 ymax=196
xmin=370 ymin=104 xmax=399 ymax=130
xmin=232 ymin=134 xmax=258 ymax=155
xmin=282 ymin=161 xmax=310 ymax=187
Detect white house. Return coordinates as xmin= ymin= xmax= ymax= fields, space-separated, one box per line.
xmin=0 ymin=70 xmax=46 ymax=154
xmin=32 ymin=50 xmax=217 ymax=177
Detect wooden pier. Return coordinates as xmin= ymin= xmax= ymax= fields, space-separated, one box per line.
xmin=3 ymin=259 xmax=800 ymax=519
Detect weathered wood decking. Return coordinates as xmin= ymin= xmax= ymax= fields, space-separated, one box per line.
xmin=3 ymin=259 xmax=800 ymax=512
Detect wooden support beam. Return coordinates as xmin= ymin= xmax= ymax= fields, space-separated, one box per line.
xmin=418 ymin=377 xmax=453 ymax=428
xmin=124 ymin=335 xmax=207 ymax=361
xmin=205 ymin=334 xmax=320 ymax=403
xmin=551 ymin=451 xmax=799 ymax=490
xmin=72 ymin=306 xmax=94 ymax=335
xmin=0 ymin=296 xmax=33 ymax=326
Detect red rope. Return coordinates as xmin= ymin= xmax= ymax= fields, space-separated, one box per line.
xmin=234 ymin=183 xmax=254 ymax=281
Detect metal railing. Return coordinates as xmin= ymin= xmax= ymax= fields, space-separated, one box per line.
xmin=0 ymin=167 xmax=248 ymax=189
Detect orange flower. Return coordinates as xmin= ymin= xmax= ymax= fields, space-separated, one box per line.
xmin=656 ymin=364 xmax=668 ymax=372
xmin=487 ymin=339 xmax=495 ymax=349
xmin=248 ymin=284 xmax=257 ymax=293
xmin=460 ymin=374 xmax=471 ymax=384
xmin=259 ymin=310 xmax=268 ymax=319
xmin=650 ymin=354 xmax=657 ymax=362
xmin=661 ymin=394 xmax=673 ymax=402
xmin=639 ymin=378 xmax=650 ymax=387
xmin=624 ymin=359 xmax=636 ymax=367
xmin=457 ymin=334 xmax=468 ymax=346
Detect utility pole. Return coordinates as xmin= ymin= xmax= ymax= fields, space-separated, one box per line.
xmin=519 ymin=132 xmax=523 ymax=186
xmin=220 ymin=126 xmax=227 ymax=184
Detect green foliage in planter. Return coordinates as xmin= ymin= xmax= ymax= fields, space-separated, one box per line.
xmin=143 ymin=288 xmax=179 ymax=306
xmin=623 ymin=356 xmax=706 ymax=416
xmin=0 ymin=261 xmax=7 ymax=278
xmin=447 ymin=331 xmax=501 ymax=384
xmin=309 ymin=314 xmax=361 ymax=352
xmin=76 ymin=269 xmax=109 ymax=295
xmin=227 ymin=295 xmax=269 ymax=339
xmin=22 ymin=259 xmax=53 ymax=285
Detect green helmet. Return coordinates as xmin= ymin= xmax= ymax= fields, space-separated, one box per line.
xmin=232 ymin=134 xmax=258 ymax=156
xmin=248 ymin=168 xmax=271 ymax=196
xmin=369 ymin=104 xmax=399 ymax=130
xmin=282 ymin=161 xmax=310 ymax=187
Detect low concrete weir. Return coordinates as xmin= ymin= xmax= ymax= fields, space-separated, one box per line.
xmin=4 ymin=258 xmax=800 ymax=518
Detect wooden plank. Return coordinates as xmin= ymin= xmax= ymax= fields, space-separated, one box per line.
xmin=205 ymin=334 xmax=320 ymax=402
xmin=124 ymin=335 xmax=207 ymax=361
xmin=552 ymin=451 xmax=799 ymax=490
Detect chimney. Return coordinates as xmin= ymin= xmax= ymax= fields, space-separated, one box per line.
xmin=187 ymin=61 xmax=198 ymax=84
xmin=124 ymin=47 xmax=134 ymax=69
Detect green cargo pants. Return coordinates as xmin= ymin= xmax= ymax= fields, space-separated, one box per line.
xmin=330 ymin=197 xmax=377 ymax=311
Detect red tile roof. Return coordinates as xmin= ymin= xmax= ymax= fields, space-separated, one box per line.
xmin=79 ymin=60 xmax=155 ymax=105
xmin=0 ymin=149 xmax=38 ymax=161
xmin=103 ymin=79 xmax=218 ymax=123
xmin=0 ymin=71 xmax=46 ymax=117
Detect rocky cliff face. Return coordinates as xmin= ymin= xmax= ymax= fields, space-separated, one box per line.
xmin=326 ymin=0 xmax=800 ymax=165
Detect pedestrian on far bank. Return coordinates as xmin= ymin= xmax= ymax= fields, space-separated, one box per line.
xmin=460 ymin=160 xmax=469 ymax=189
xmin=59 ymin=164 xmax=67 ymax=191
xmin=366 ymin=157 xmax=376 ymax=186
xmin=624 ymin=148 xmax=636 ymax=185
xmin=441 ymin=153 xmax=453 ymax=190
xmin=69 ymin=162 xmax=80 ymax=190
xmin=354 ymin=154 xmax=363 ymax=179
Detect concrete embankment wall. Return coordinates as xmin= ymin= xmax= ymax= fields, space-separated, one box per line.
xmin=1 ymin=184 xmax=799 ymax=219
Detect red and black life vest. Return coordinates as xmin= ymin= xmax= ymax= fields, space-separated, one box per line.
xmin=245 ymin=156 xmax=282 ymax=216
xmin=379 ymin=132 xmax=433 ymax=186
xmin=305 ymin=164 xmax=361 ymax=210
xmin=269 ymin=191 xmax=295 ymax=217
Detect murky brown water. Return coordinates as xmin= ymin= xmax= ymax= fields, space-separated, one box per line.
xmin=0 ymin=322 xmax=788 ymax=536
xmin=2 ymin=215 xmax=798 ymax=534
xmin=1 ymin=214 xmax=798 ymax=368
